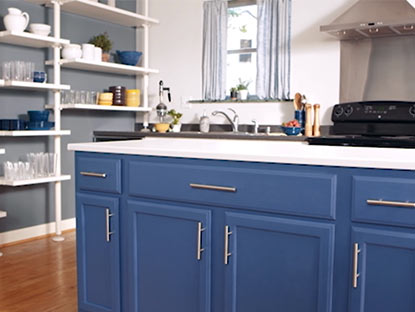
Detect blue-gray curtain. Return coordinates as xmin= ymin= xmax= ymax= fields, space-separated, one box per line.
xmin=202 ymin=0 xmax=228 ymax=100
xmin=256 ymin=0 xmax=291 ymax=100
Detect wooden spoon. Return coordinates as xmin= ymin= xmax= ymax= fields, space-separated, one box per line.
xmin=294 ymin=93 xmax=302 ymax=111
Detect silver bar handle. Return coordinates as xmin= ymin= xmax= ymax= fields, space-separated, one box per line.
xmin=80 ymin=171 xmax=107 ymax=178
xmin=197 ymin=222 xmax=205 ymax=260
xmin=190 ymin=183 xmax=236 ymax=193
xmin=366 ymin=199 xmax=415 ymax=208
xmin=105 ymin=208 xmax=114 ymax=243
xmin=353 ymin=243 xmax=361 ymax=288
xmin=224 ymin=225 xmax=232 ymax=265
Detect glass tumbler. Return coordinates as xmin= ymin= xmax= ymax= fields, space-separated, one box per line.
xmin=24 ymin=62 xmax=34 ymax=82
xmin=2 ymin=62 xmax=11 ymax=81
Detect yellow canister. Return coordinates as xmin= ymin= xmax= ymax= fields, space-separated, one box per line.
xmin=126 ymin=89 xmax=141 ymax=107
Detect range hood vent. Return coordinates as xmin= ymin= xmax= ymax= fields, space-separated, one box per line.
xmin=321 ymin=0 xmax=415 ymax=40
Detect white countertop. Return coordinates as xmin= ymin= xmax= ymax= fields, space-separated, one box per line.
xmin=68 ymin=137 xmax=415 ymax=170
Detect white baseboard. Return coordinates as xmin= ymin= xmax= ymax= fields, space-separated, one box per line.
xmin=0 ymin=218 xmax=76 ymax=246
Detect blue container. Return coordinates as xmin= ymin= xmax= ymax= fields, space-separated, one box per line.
xmin=27 ymin=121 xmax=54 ymax=130
xmin=281 ymin=126 xmax=302 ymax=136
xmin=28 ymin=110 xmax=50 ymax=122
xmin=294 ymin=110 xmax=305 ymax=129
xmin=33 ymin=71 xmax=47 ymax=83
xmin=116 ymin=50 xmax=142 ymax=66
xmin=0 ymin=119 xmax=27 ymax=130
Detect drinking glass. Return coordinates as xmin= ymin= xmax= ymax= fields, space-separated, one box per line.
xmin=2 ymin=62 xmax=11 ymax=81
xmin=75 ymin=90 xmax=81 ymax=104
xmin=47 ymin=153 xmax=57 ymax=176
xmin=80 ymin=90 xmax=86 ymax=104
xmin=3 ymin=161 xmax=13 ymax=180
xmin=24 ymin=62 xmax=34 ymax=82
xmin=91 ymin=91 xmax=98 ymax=104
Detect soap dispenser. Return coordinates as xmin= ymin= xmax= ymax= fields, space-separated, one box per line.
xmin=199 ymin=111 xmax=210 ymax=133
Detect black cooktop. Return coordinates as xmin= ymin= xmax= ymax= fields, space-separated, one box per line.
xmin=307 ymin=136 xmax=415 ymax=148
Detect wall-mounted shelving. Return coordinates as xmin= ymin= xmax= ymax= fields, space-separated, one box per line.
xmin=0 ymin=175 xmax=71 ymax=187
xmin=45 ymin=59 xmax=159 ymax=75
xmin=0 ymin=130 xmax=71 ymax=137
xmin=26 ymin=0 xmax=159 ymax=27
xmin=45 ymin=103 xmax=151 ymax=112
xmin=0 ymin=80 xmax=70 ymax=91
xmin=0 ymin=30 xmax=70 ymax=48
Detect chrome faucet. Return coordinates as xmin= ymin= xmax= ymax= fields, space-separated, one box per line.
xmin=212 ymin=108 xmax=239 ymax=132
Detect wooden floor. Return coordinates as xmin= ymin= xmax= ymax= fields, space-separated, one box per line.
xmin=0 ymin=231 xmax=77 ymax=312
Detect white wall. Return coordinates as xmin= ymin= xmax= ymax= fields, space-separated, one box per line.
xmin=146 ymin=0 xmax=355 ymax=126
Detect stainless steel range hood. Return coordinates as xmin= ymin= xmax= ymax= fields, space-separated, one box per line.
xmin=321 ymin=0 xmax=415 ymax=40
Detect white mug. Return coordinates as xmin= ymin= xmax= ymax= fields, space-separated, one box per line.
xmin=94 ymin=47 xmax=102 ymax=62
xmin=82 ymin=43 xmax=95 ymax=61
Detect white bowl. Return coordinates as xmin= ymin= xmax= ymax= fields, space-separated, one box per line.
xmin=29 ymin=23 xmax=51 ymax=36
xmin=62 ymin=44 xmax=82 ymax=59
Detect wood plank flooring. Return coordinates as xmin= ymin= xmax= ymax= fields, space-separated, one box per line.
xmin=0 ymin=231 xmax=77 ymax=312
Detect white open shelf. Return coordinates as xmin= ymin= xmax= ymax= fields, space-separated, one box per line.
xmin=0 ymin=30 xmax=70 ymax=48
xmin=45 ymin=59 xmax=159 ymax=75
xmin=0 ymin=80 xmax=70 ymax=91
xmin=26 ymin=0 xmax=159 ymax=27
xmin=0 ymin=175 xmax=71 ymax=187
xmin=0 ymin=148 xmax=5 ymax=155
xmin=45 ymin=103 xmax=151 ymax=112
xmin=0 ymin=130 xmax=71 ymax=137
xmin=0 ymin=210 xmax=6 ymax=218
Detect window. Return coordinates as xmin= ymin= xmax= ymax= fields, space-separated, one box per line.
xmin=227 ymin=0 xmax=257 ymax=96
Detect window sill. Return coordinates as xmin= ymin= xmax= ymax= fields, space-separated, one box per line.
xmin=189 ymin=99 xmax=293 ymax=104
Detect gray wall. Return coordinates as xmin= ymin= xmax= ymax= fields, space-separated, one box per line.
xmin=0 ymin=0 xmax=140 ymax=232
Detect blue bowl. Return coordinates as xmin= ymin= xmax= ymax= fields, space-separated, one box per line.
xmin=28 ymin=110 xmax=50 ymax=122
xmin=281 ymin=126 xmax=302 ymax=136
xmin=116 ymin=50 xmax=142 ymax=66
xmin=28 ymin=121 xmax=54 ymax=130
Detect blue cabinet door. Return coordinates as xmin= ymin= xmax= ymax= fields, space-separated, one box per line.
xmin=224 ymin=212 xmax=335 ymax=312
xmin=124 ymin=199 xmax=211 ymax=312
xmin=350 ymin=227 xmax=415 ymax=312
xmin=76 ymin=193 xmax=120 ymax=312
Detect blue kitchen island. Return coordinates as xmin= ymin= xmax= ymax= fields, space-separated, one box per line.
xmin=69 ymin=138 xmax=415 ymax=312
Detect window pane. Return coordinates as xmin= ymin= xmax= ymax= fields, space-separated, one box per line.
xmin=227 ymin=52 xmax=257 ymax=95
xmin=227 ymin=4 xmax=257 ymax=96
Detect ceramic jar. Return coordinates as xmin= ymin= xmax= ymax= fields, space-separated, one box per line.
xmin=126 ymin=89 xmax=140 ymax=107
xmin=4 ymin=8 xmax=30 ymax=32
xmin=82 ymin=43 xmax=95 ymax=61
xmin=62 ymin=44 xmax=82 ymax=59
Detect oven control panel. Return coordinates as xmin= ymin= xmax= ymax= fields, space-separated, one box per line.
xmin=332 ymin=101 xmax=415 ymax=122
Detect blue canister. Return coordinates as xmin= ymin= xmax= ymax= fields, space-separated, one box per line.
xmin=33 ymin=71 xmax=47 ymax=83
xmin=294 ymin=110 xmax=305 ymax=129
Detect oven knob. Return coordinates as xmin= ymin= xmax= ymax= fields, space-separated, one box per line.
xmin=409 ymin=105 xmax=415 ymax=117
xmin=344 ymin=105 xmax=353 ymax=116
xmin=334 ymin=105 xmax=344 ymax=117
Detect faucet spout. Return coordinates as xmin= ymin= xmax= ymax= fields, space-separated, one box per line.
xmin=212 ymin=108 xmax=239 ymax=132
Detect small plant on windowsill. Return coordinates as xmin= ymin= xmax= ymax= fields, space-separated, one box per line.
xmin=168 ymin=109 xmax=183 ymax=132
xmin=236 ymin=79 xmax=250 ymax=100
xmin=230 ymin=87 xmax=238 ymax=100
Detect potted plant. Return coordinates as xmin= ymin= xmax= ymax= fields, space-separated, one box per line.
xmin=230 ymin=87 xmax=238 ymax=100
xmin=237 ymin=79 xmax=250 ymax=100
xmin=89 ymin=32 xmax=112 ymax=62
xmin=168 ymin=109 xmax=183 ymax=132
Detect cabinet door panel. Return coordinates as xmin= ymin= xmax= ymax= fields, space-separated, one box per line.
xmin=350 ymin=227 xmax=415 ymax=312
xmin=125 ymin=200 xmax=211 ymax=312
xmin=224 ymin=212 xmax=335 ymax=312
xmin=76 ymin=193 xmax=120 ymax=312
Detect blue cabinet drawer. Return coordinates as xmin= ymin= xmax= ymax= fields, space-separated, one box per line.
xmin=352 ymin=175 xmax=415 ymax=227
xmin=127 ymin=158 xmax=337 ymax=220
xmin=76 ymin=154 xmax=122 ymax=194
